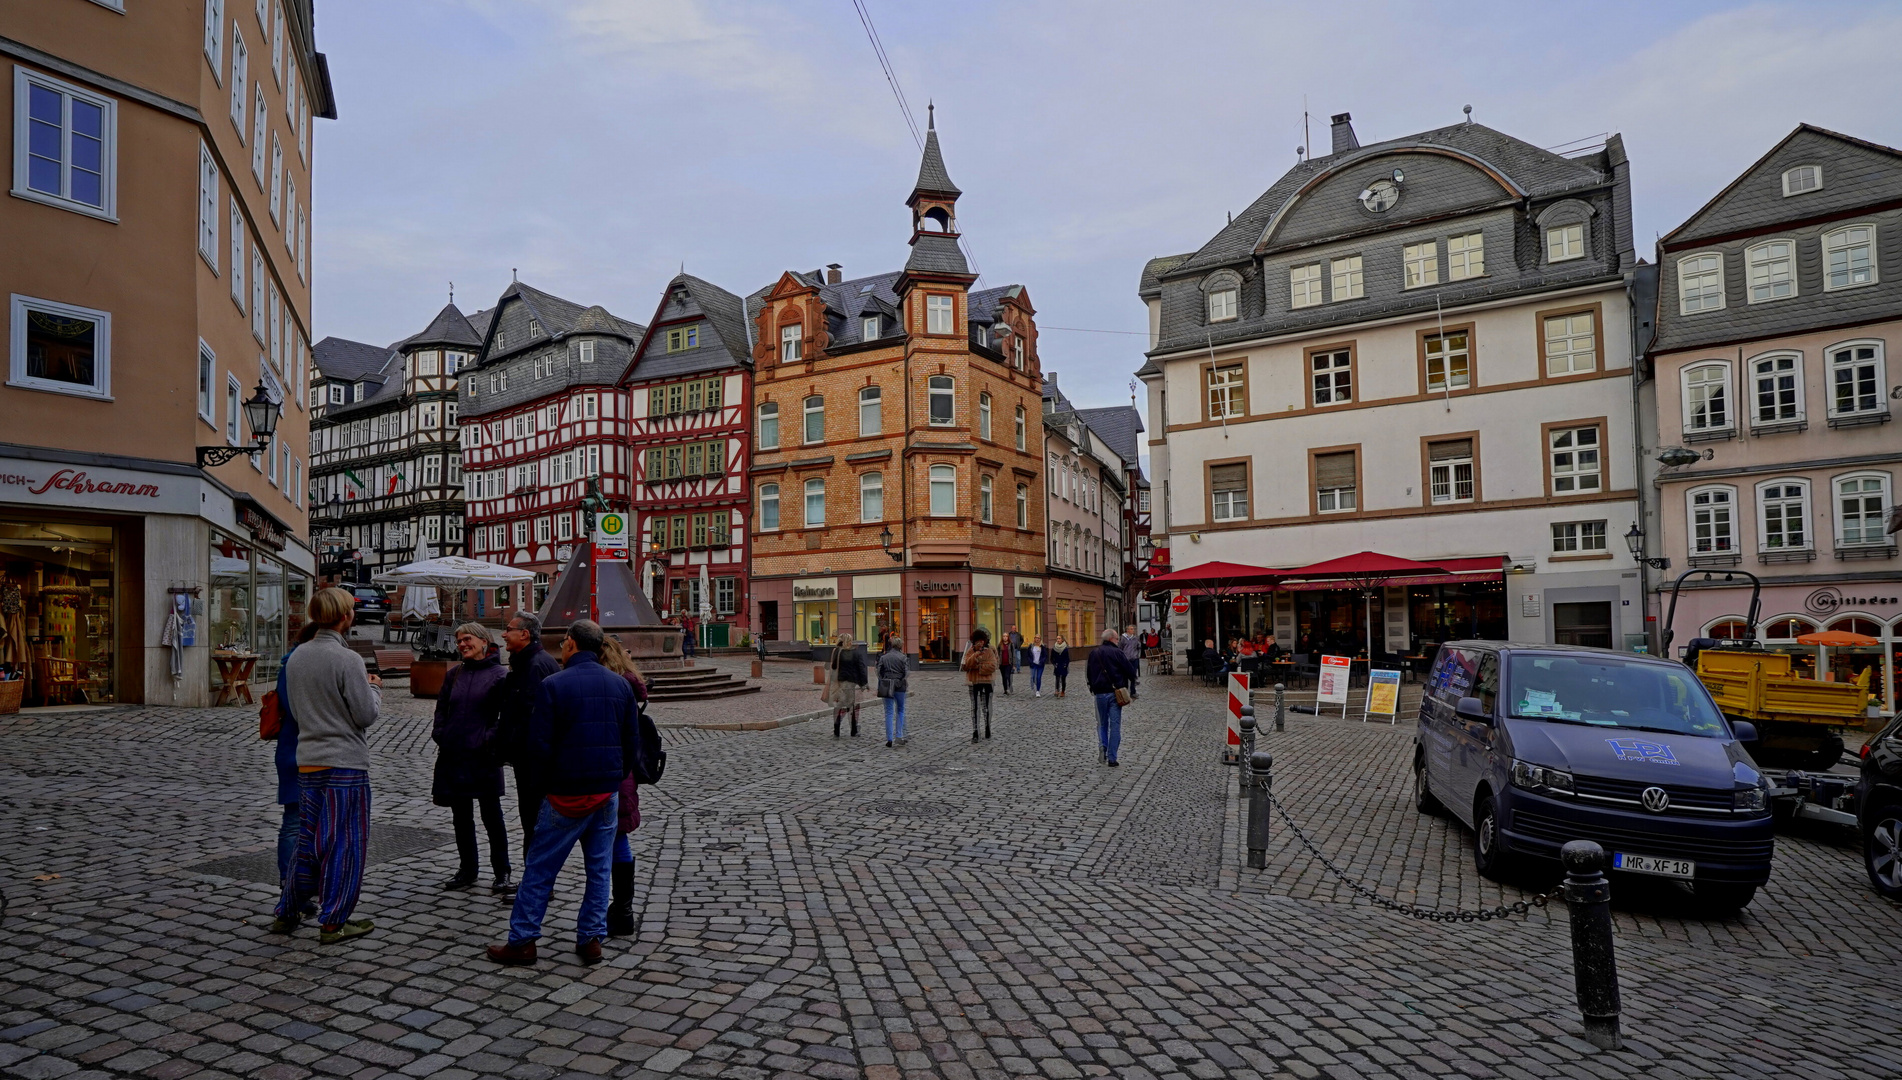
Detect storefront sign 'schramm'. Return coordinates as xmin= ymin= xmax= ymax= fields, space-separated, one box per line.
xmin=19 ymin=469 xmax=159 ymax=498
xmin=1 ymin=465 xmax=198 ymax=516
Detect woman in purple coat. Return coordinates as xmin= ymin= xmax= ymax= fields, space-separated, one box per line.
xmin=433 ymin=623 xmax=512 ymax=892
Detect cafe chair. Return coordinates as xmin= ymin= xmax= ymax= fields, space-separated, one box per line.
xmin=35 ymin=657 xmax=85 ymax=706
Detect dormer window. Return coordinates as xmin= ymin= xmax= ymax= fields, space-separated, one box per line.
xmin=666 ymin=326 xmax=697 ymax=352
xmin=495 ymin=330 xmax=507 ymax=350
xmin=528 ymin=318 xmax=542 ymax=336
xmin=1781 ymin=165 xmax=1821 ymax=196
xmin=1203 ymin=271 xmax=1241 ymax=322
xmin=862 ymin=315 xmax=879 ymax=340
xmin=352 ymin=381 xmax=363 ymax=399
xmin=328 ymin=383 xmax=343 ymax=405
xmin=1546 ymin=223 xmax=1585 ymax=262
xmin=779 ymin=323 xmax=801 ymax=362
xmin=1207 ymin=288 xmax=1237 ymax=321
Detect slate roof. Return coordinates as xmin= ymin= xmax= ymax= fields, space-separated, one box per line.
xmin=904 ymin=233 xmax=971 ymax=276
xmin=624 ymin=273 xmax=755 ymax=384
xmin=467 ymin=308 xmax=495 ymax=340
xmin=311 ymin=335 xmax=394 ymax=382
xmin=966 ymin=285 xmax=1019 ymax=324
xmin=1662 ymin=125 xmax=1902 ymax=248
xmin=1139 ymin=254 xmax=1192 ymax=299
xmin=402 ymin=303 xmax=482 ymax=350
xmin=1075 ymin=406 xmax=1144 ymax=473
xmin=911 ymin=112 xmax=960 ymax=199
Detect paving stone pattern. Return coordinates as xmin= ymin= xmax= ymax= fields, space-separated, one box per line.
xmin=2 ymin=673 xmax=1899 ymax=1080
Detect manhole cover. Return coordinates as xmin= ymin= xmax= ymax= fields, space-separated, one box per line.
xmin=864 ymin=800 xmax=957 ymax=819
xmin=184 ymin=824 xmax=452 ymax=885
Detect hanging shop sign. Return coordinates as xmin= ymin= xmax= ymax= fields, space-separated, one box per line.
xmin=237 ymin=506 xmax=288 ymax=551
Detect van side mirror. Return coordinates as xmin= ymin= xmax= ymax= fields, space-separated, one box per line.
xmin=1730 ymin=720 xmax=1758 ymax=743
xmin=1455 ymin=696 xmax=1491 ymax=723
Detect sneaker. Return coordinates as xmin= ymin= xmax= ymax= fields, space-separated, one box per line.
xmin=1035 ymin=691 xmax=1042 ymax=697
xmin=319 ymin=919 xmax=375 ymax=945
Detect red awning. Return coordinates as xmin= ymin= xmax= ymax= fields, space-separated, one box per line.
xmin=1281 ymin=554 xmax=1504 ymax=590
xmin=1144 ymin=560 xmax=1284 ymax=593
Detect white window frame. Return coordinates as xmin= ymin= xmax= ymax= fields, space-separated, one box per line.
xmin=1827 ymin=340 xmax=1885 ymax=418
xmin=229 ymin=28 xmax=247 ymax=134
xmin=1290 ymin=263 xmax=1323 ymax=309
xmin=859 ymin=385 xmax=883 ymax=435
xmin=979 ymin=474 xmax=994 ymax=523
xmin=1822 ymin=224 xmax=1877 ymax=292
xmin=268 ymin=133 xmax=282 ymax=223
xmin=1423 ymin=331 xmax=1469 ymax=393
xmin=1781 ymin=165 xmax=1822 ymax=196
xmin=803 ymin=477 xmax=825 ymax=528
xmin=197 ymin=340 xmax=217 ymax=425
xmin=860 ymin=471 xmax=883 ymax=523
xmin=926 ymin=294 xmax=955 ymax=334
xmin=328 ymin=382 xmax=343 ymax=405
xmin=778 ymin=323 xmax=800 ymax=362
xmin=8 ymin=293 xmax=112 ymax=400
xmin=1014 ymin=405 xmax=1026 ymax=451
xmin=1310 ymin=348 xmax=1350 ymax=406
xmin=1834 ymin=472 xmax=1891 ymax=547
xmin=204 ymin=0 xmax=225 ymax=74
xmin=757 ymin=402 xmax=779 ymax=449
xmin=1749 ymin=352 xmax=1804 ymax=425
xmin=1210 ymin=464 xmax=1249 ymax=522
xmin=1549 ymin=425 xmax=1601 ymax=495
xmin=271 ymin=6 xmax=284 ymax=86
xmin=577 ymin=340 xmax=595 ymax=364
xmin=1543 ymin=311 xmax=1596 ymax=376
xmin=1207 ymin=363 xmax=1245 ymax=418
xmin=862 ymin=315 xmax=879 ymax=340
xmin=1546 ymin=223 xmax=1585 ymax=263
xmin=12 ymin=67 xmax=118 ymax=221
xmin=928 ymin=464 xmax=955 ymax=518
xmin=283 ymin=175 xmax=296 ymax=253
xmin=1755 ymin=478 xmax=1811 ymax=553
xmin=251 ymin=248 xmax=266 ymax=341
xmin=1016 ymin=483 xmax=1029 ymax=528
xmin=926 ymin=376 xmax=954 ymax=427
xmin=1207 ymin=288 xmax=1238 ymax=322
xmin=758 ymin=483 xmax=780 ymax=531
xmin=1328 ymin=255 xmax=1363 ymax=301
xmin=198 ymin=143 xmax=220 ymax=268
xmin=1677 ymin=253 xmax=1724 ymax=314
xmin=251 ymin=83 xmax=266 ymax=182
xmin=1687 ymin=485 xmax=1737 ymax=556
xmin=1682 ymin=361 xmax=1732 ymax=434
xmin=1746 ymin=240 xmax=1797 ymax=304
xmin=1427 ymin=444 xmax=1474 ymax=505
xmin=802 ymin=395 xmax=824 ymax=445
xmin=1550 ymin=521 xmax=1607 ymax=554
xmin=225 ymin=374 xmax=242 ymax=444
xmin=1402 ymin=241 xmax=1438 ymax=289
xmin=1447 ymin=232 xmax=1485 ymax=280
xmin=230 ymin=201 xmax=247 ymax=310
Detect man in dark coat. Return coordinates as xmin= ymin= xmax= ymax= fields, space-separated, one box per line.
xmin=498 ymin=612 xmax=560 ymax=883
xmin=432 ymin=624 xmax=511 ymax=893
xmin=488 ymin=619 xmax=640 ymax=967
xmin=1087 ymin=629 xmax=1139 ymax=766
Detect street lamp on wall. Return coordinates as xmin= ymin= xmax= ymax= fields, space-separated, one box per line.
xmin=878 ymin=526 xmax=903 ymax=563
xmin=196 ymin=382 xmax=280 ymax=467
xmin=1624 ymin=522 xmax=1670 ymax=571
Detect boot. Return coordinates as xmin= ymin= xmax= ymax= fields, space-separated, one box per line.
xmin=833 ymin=711 xmax=843 ymax=738
xmin=607 ymin=861 xmax=636 ymax=937
xmin=850 ymin=706 xmax=859 ymax=737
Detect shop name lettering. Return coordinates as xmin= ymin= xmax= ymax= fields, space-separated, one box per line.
xmin=915 ymin=581 xmax=961 ymax=592
xmin=1806 ymin=586 xmax=1898 ymax=613
xmin=4 ymin=470 xmax=161 ymax=498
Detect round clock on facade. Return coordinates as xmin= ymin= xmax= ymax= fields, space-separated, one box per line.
xmin=1359 ymin=179 xmax=1399 ymax=212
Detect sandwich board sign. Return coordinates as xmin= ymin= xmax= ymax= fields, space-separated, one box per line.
xmin=594 ymin=512 xmax=629 ymax=559
xmin=1364 ymin=668 xmax=1401 ymax=724
xmin=1318 ymin=655 xmax=1352 ymax=717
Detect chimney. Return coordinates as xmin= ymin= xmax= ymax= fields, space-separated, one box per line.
xmin=826 ymin=264 xmax=843 ymax=285
xmin=1330 ymin=112 xmax=1359 ymax=155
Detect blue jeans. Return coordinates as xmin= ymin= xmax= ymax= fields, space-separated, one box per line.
xmin=1094 ymin=692 xmax=1123 ymax=762
xmin=1029 ymin=665 xmax=1044 ymax=691
xmin=883 ymin=692 xmax=907 ymax=741
xmin=508 ymin=795 xmax=617 ymax=946
xmin=277 ymin=803 xmax=300 ymax=883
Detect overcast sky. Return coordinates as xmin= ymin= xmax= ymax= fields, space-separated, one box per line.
xmin=311 ymin=0 xmax=1902 ymax=412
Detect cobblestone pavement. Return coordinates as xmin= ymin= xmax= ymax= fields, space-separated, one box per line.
xmin=2 ymin=673 xmax=1899 ymax=1080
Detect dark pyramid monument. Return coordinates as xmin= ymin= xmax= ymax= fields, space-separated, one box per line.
xmin=537 ymin=543 xmax=683 ymax=665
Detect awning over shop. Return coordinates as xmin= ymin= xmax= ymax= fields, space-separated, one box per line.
xmin=1144 ymin=560 xmax=1284 ymax=595
xmin=1303 ymin=555 xmax=1505 ymax=590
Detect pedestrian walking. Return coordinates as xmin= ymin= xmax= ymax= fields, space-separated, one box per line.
xmin=876 ymin=635 xmax=909 ymax=747
xmin=681 ymin=616 xmax=696 ymax=658
xmin=1001 ymin=625 xmax=1023 ymax=695
xmin=432 ymin=623 xmax=511 ymax=893
xmin=1088 ymin=628 xmax=1138 ymax=767
xmin=960 ymin=628 xmax=998 ymax=741
xmin=271 ymin=586 xmax=382 ymax=943
xmin=1027 ymin=637 xmax=1046 ymax=697
xmin=1121 ymin=625 xmax=1142 ymax=701
xmin=267 ymin=620 xmax=322 ymax=896
xmin=487 ymin=619 xmax=641 ymax=967
xmin=497 ymin=613 xmax=559 ymax=890
xmin=596 ymin=635 xmax=648 ymax=938
xmin=825 ymin=633 xmax=867 ymax=737
xmin=1050 ymin=634 xmax=1071 ymax=698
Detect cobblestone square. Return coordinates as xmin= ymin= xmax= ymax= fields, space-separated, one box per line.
xmin=2 ymin=673 xmax=1898 ymax=1080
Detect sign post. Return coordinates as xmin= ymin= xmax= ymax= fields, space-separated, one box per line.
xmin=1317 ymin=654 xmax=1352 ymax=718
xmin=1364 ymin=668 xmax=1401 ymax=724
xmin=1225 ymin=671 xmax=1249 ymax=764
xmin=593 ymin=512 xmax=629 ymax=560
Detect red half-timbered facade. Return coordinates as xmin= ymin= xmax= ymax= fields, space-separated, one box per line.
xmin=623 ymin=274 xmax=754 ymax=640
xmin=458 ymin=281 xmax=643 ymax=609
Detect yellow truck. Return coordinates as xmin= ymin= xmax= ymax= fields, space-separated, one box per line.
xmin=1690 ymin=649 xmax=1867 ymax=769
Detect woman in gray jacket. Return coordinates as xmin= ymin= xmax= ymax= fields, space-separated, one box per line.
xmin=877 ymin=636 xmax=909 ymax=747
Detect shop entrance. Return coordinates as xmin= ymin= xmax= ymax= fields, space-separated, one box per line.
xmin=758 ymin=601 xmax=778 ymax=641
xmin=1 ymin=520 xmax=116 ymax=706
xmin=1553 ymin=602 xmax=1613 ymax=649
xmin=918 ymin=597 xmax=954 ymax=661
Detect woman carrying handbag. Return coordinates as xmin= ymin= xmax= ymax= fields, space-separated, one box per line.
xmin=825 ymin=633 xmax=867 ymax=737
xmin=1050 ymin=634 xmax=1071 ymax=698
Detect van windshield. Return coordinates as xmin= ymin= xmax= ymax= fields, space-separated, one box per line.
xmin=1506 ymin=654 xmax=1728 ymax=737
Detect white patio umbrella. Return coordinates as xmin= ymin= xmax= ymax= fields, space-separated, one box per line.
xmin=698 ymin=563 xmax=713 ymax=646
xmin=399 ymin=535 xmax=441 ymax=619
xmin=374 ymin=556 xmax=534 ymax=589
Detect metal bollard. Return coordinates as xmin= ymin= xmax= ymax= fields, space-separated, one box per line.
xmin=1239 ymin=707 xmax=1257 ymax=794
xmin=1246 ymin=751 xmax=1273 ymax=868
xmin=1273 ymin=683 xmax=1286 ymax=732
xmin=1560 ymin=840 xmax=1622 ymax=1050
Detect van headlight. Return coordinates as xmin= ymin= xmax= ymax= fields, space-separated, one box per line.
xmin=1511 ymin=760 xmax=1574 ymax=795
xmin=1733 ymin=786 xmax=1767 ymax=812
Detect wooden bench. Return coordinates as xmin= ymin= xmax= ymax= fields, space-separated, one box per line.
xmin=372 ymin=649 xmax=414 ymax=677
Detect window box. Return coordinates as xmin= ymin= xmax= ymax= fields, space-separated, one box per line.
xmin=1688 ymin=553 xmax=1742 ymax=569
xmin=1826 ymin=411 xmax=1891 ymax=430
xmin=1834 ymin=543 xmax=1897 ymax=561
xmin=1758 ymin=549 xmax=1815 ymax=565
xmin=1682 ymin=428 xmax=1735 ymax=443
xmin=1749 ymin=420 xmax=1807 ymax=437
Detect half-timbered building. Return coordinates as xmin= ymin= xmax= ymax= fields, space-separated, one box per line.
xmin=458 ymin=281 xmax=643 ymax=609
xmin=307 ymin=301 xmax=483 ymax=585
xmin=623 ymin=274 xmax=755 ymax=642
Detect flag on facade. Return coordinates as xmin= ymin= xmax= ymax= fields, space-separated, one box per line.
xmin=387 ymin=469 xmax=404 ymax=495
xmin=344 ymin=469 xmax=366 ymax=499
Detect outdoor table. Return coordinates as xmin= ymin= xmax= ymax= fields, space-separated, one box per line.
xmin=212 ymin=652 xmax=259 ymax=706
xmin=1402 ymin=655 xmax=1429 ymax=682
xmin=1268 ymin=659 xmax=1296 ymax=686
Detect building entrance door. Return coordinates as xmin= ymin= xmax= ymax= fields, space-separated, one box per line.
xmin=918 ymin=597 xmax=954 ymax=661
xmin=758 ymin=601 xmax=778 ymax=641
xmin=1553 ymin=602 xmax=1613 ymax=649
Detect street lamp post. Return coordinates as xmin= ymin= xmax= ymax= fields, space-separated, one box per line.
xmin=878 ymin=526 xmax=903 ymax=564
xmin=1623 ymin=523 xmax=1670 ymax=571
xmin=196 ymin=383 xmax=280 ymax=468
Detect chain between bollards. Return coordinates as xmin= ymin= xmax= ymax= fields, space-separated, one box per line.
xmin=1238 ymin=706 xmax=1257 ymax=795
xmin=1246 ymin=750 xmax=1272 ymax=868
xmin=1273 ymin=683 xmax=1286 ymax=732
xmin=1560 ymin=840 xmax=1622 ymax=1050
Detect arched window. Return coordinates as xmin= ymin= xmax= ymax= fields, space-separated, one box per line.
xmin=1781 ymin=165 xmax=1822 ymax=196
xmin=928 ymin=375 xmax=954 ymax=426
xmin=758 ymin=483 xmax=780 ymax=531
xmin=1704 ymin=618 xmax=1754 ymax=640
xmin=922 ymin=207 xmax=951 ymax=232
xmin=1015 ymin=483 xmax=1029 ymax=528
xmin=1835 ymin=472 xmax=1891 ymax=547
xmin=1829 ymin=616 xmax=1883 ymax=638
xmin=1014 ymin=405 xmax=1026 ymax=451
xmin=1203 ymin=271 xmax=1241 ymax=323
xmin=779 ymin=322 xmax=802 ymax=362
xmin=929 ymin=464 xmax=955 ymax=517
xmin=803 ymin=477 xmax=825 ymax=527
xmin=858 ymin=385 xmax=881 ymax=436
xmin=1687 ymin=485 xmax=1736 ymax=556
xmin=1677 ymin=253 xmax=1724 ymax=314
xmin=1755 ymin=479 xmax=1810 ymax=552
xmin=757 ymin=402 xmax=779 ymax=449
xmin=1748 ymin=352 xmax=1803 ymax=425
xmin=859 ymin=471 xmax=883 ymax=523
xmin=1746 ymin=240 xmax=1796 ymax=303
xmin=1822 ymin=224 xmax=1877 ymax=291
xmin=1762 ymin=615 xmax=1817 ymax=640
xmin=978 ymin=393 xmax=992 ymax=440
xmin=802 ymin=395 xmax=824 ymax=444
xmin=979 ymin=474 xmax=994 ymax=523
xmin=1683 ymin=362 xmax=1731 ymax=434
xmin=1827 ymin=341 xmax=1884 ymax=418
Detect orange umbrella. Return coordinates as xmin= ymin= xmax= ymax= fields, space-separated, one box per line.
xmin=1795 ymin=630 xmax=1880 ymax=647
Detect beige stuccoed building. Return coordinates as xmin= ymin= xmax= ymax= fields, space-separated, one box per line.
xmin=1139 ymin=113 xmax=1646 ymax=670
xmin=0 ymin=1 xmax=334 ymax=706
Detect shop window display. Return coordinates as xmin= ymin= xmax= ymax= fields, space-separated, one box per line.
xmin=0 ymin=521 xmax=116 ymax=706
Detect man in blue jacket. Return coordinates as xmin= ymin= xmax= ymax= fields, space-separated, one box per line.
xmin=487 ymin=619 xmax=640 ymax=966
xmin=1087 ymin=629 xmax=1138 ymax=767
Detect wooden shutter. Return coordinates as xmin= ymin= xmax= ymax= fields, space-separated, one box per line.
xmin=1209 ymin=463 xmax=1247 ymax=492
xmin=1429 ymin=438 xmax=1471 ymax=462
xmin=1315 ymin=451 xmax=1356 ymax=489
